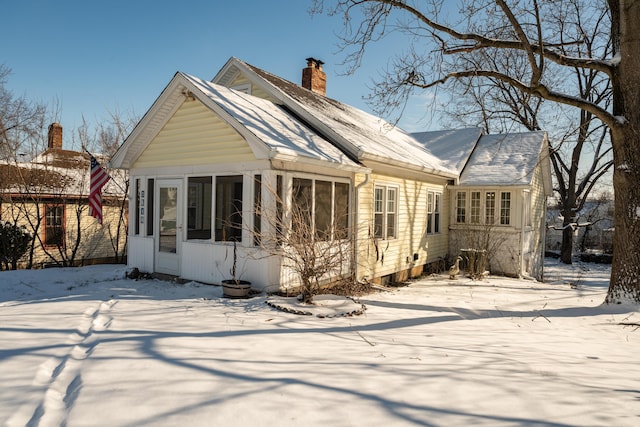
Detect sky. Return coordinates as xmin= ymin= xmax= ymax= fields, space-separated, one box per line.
xmin=2 ymin=0 xmax=435 ymax=148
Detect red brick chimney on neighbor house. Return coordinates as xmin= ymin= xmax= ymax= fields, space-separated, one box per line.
xmin=47 ymin=122 xmax=63 ymax=149
xmin=302 ymin=57 xmax=326 ymax=96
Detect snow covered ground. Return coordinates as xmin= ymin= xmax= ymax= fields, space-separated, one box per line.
xmin=1 ymin=259 xmax=638 ymax=426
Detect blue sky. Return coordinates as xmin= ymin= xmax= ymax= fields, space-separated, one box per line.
xmin=2 ymin=0 xmax=435 ymax=148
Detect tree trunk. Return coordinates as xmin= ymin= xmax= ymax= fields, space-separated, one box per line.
xmin=560 ymin=215 xmax=574 ymax=264
xmin=605 ymin=0 xmax=640 ymax=303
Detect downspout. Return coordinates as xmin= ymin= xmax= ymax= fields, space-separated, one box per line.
xmin=353 ymin=172 xmax=371 ymax=282
xmin=520 ymin=189 xmax=536 ymax=281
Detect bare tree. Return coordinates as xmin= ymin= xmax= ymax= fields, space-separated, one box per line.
xmin=441 ymin=1 xmax=613 ymax=264
xmin=313 ymin=0 xmax=640 ymax=304
xmin=255 ymin=178 xmax=352 ymax=303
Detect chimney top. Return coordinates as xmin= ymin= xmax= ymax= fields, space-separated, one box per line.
xmin=305 ymin=57 xmax=324 ymax=69
xmin=302 ymin=58 xmax=327 ymax=96
xmin=47 ymin=122 xmax=63 ymax=150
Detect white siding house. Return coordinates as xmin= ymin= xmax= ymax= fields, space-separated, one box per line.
xmin=110 ymin=57 xmax=552 ymax=290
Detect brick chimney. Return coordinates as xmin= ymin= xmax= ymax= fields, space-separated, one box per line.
xmin=47 ymin=122 xmax=63 ymax=149
xmin=301 ymin=57 xmax=326 ymax=96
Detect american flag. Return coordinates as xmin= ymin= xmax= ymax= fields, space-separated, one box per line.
xmin=88 ymin=154 xmax=111 ymax=224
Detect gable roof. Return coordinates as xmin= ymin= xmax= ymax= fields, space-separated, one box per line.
xmin=459 ymin=131 xmax=550 ymax=188
xmin=110 ymin=72 xmax=364 ymax=172
xmin=213 ymin=58 xmax=458 ymax=179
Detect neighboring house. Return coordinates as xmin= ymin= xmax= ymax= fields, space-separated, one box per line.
xmin=546 ymin=198 xmax=614 ymax=254
xmin=0 ymin=123 xmax=128 ymax=268
xmin=110 ymin=57 xmax=552 ymax=291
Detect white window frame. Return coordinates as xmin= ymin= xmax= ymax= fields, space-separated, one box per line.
xmin=374 ymin=184 xmax=398 ymax=239
xmin=427 ymin=190 xmax=442 ymax=234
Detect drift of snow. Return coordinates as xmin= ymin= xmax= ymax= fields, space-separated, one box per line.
xmin=1 ymin=260 xmax=638 ymax=426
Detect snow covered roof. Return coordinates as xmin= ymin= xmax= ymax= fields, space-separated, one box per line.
xmin=459 ymin=132 xmax=548 ymax=186
xmin=181 ymin=73 xmax=362 ymax=170
xmin=412 ymin=128 xmax=484 ymax=174
xmin=215 ymin=58 xmax=457 ymax=178
xmin=1 ymin=150 xmax=126 ymax=197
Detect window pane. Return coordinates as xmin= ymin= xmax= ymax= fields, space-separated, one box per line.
xmin=254 ymin=175 xmax=261 ymax=246
xmin=315 ymin=180 xmax=332 ymax=240
xmin=45 ymin=205 xmax=64 ymax=246
xmin=276 ymin=175 xmax=283 ymax=243
xmin=215 ymin=175 xmax=243 ymax=241
xmin=471 ymin=191 xmax=481 ymax=223
xmin=134 ymin=178 xmax=140 ymax=235
xmin=292 ymin=178 xmax=312 ymax=237
xmin=146 ymin=179 xmax=154 ymax=236
xmin=485 ymin=192 xmax=496 ymax=224
xmin=434 ymin=193 xmax=441 ymax=233
xmin=334 ymin=182 xmax=350 ymax=240
xmin=187 ymin=176 xmax=212 ymax=240
xmin=456 ymin=192 xmax=466 ymax=223
xmin=386 ymin=188 xmax=397 ymax=238
xmin=427 ymin=192 xmax=433 ymax=234
xmin=374 ymin=187 xmax=384 ymax=238
xmin=500 ymin=192 xmax=511 ymax=225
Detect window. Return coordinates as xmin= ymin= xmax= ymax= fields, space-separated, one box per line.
xmin=45 ymin=205 xmax=64 ymax=247
xmin=470 ymin=191 xmax=481 ymax=224
xmin=427 ymin=191 xmax=441 ymax=234
xmin=334 ymin=182 xmax=350 ymax=240
xmin=276 ymin=175 xmax=283 ymax=242
xmin=146 ymin=179 xmax=154 ymax=236
xmin=215 ymin=175 xmax=243 ymax=241
xmin=500 ymin=192 xmax=511 ymax=225
xmin=187 ymin=176 xmax=212 ymax=240
xmin=253 ymin=175 xmax=261 ymax=246
xmin=485 ymin=192 xmax=496 ymax=225
xmin=524 ymin=191 xmax=531 ymax=227
xmin=292 ymin=178 xmax=313 ymax=235
xmin=374 ymin=185 xmax=397 ymax=239
xmin=456 ymin=192 xmax=466 ymax=223
xmin=293 ymin=177 xmax=350 ymax=241
xmin=134 ymin=179 xmax=141 ymax=235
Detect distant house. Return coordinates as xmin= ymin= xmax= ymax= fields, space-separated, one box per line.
xmin=0 ymin=123 xmax=128 ymax=268
xmin=546 ymin=198 xmax=614 ymax=255
xmin=110 ymin=57 xmax=552 ymax=291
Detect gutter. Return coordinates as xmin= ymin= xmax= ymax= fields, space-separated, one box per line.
xmin=353 ymin=172 xmax=371 ymax=282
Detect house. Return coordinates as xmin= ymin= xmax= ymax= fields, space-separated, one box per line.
xmin=110 ymin=57 xmax=552 ymax=291
xmin=0 ymin=123 xmax=128 ymax=268
xmin=414 ymin=129 xmax=552 ymax=279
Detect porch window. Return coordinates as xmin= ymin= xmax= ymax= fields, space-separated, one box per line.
xmin=334 ymin=182 xmax=350 ymax=240
xmin=292 ymin=178 xmax=313 ymax=235
xmin=500 ymin=192 xmax=511 ymax=225
xmin=456 ymin=192 xmax=466 ymax=223
xmin=253 ymin=174 xmax=261 ymax=246
xmin=146 ymin=179 xmax=154 ymax=236
xmin=315 ymin=180 xmax=332 ymax=240
xmin=374 ymin=185 xmax=397 ymax=239
xmin=44 ymin=205 xmax=64 ymax=247
xmin=485 ymin=192 xmax=496 ymax=225
xmin=187 ymin=176 xmax=212 ymax=240
xmin=134 ymin=178 xmax=140 ymax=235
xmin=427 ymin=191 xmax=441 ymax=234
xmin=470 ymin=191 xmax=481 ymax=224
xmin=215 ymin=175 xmax=243 ymax=242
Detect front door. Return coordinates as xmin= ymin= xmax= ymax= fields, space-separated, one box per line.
xmin=155 ymin=179 xmax=182 ymax=275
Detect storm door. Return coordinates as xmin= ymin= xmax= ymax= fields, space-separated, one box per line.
xmin=155 ymin=179 xmax=182 ymax=275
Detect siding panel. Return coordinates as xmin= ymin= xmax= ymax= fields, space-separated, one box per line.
xmin=133 ymin=100 xmax=255 ymax=169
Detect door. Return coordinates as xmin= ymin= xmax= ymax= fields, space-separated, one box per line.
xmin=155 ymin=179 xmax=182 ymax=275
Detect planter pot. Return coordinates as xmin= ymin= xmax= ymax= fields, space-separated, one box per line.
xmin=221 ymin=279 xmax=252 ymax=298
